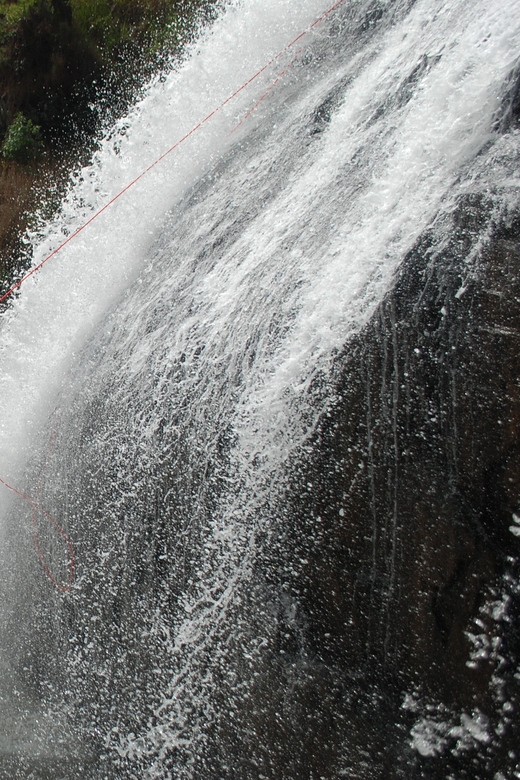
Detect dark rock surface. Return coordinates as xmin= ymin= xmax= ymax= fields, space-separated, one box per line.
xmin=266 ymin=192 xmax=520 ymax=777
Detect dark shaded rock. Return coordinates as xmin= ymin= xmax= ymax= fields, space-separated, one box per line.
xmin=245 ymin=193 xmax=520 ymax=777
xmin=496 ymin=59 xmax=520 ymax=132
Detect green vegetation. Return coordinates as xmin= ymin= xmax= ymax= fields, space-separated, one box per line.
xmin=0 ymin=0 xmax=216 ymax=148
xmin=1 ymin=112 xmax=42 ymax=162
xmin=70 ymin=0 xmax=202 ymax=57
xmin=0 ymin=0 xmax=218 ymax=297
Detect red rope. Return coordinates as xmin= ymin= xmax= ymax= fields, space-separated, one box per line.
xmin=0 ymin=0 xmax=346 ymax=591
xmin=230 ymin=49 xmax=303 ymax=134
xmin=0 ymin=419 xmax=74 ymax=592
xmin=0 ymin=0 xmax=346 ymax=306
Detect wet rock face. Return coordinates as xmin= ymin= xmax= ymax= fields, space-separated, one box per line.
xmin=267 ymin=195 xmax=520 ymax=776
xmin=497 ymin=62 xmax=520 ymax=132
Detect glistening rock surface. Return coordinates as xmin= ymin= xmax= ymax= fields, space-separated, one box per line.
xmin=272 ymin=193 xmax=520 ymax=778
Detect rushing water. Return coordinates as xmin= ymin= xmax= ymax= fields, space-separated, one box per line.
xmin=0 ymin=0 xmax=520 ymax=777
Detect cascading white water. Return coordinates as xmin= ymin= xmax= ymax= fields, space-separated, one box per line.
xmin=1 ymin=0 xmax=520 ymax=776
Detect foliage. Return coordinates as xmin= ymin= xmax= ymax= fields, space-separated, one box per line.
xmin=0 ymin=1 xmax=211 ymax=60
xmin=0 ymin=0 xmax=39 ymax=34
xmin=0 ymin=0 xmax=218 ymax=287
xmin=68 ymin=0 xmax=217 ymax=68
xmin=1 ymin=111 xmax=41 ymax=162
xmin=0 ymin=1 xmax=216 ymax=138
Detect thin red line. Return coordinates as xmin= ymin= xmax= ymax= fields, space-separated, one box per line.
xmin=0 ymin=418 xmax=74 ymax=592
xmin=0 ymin=0 xmax=348 ymax=589
xmin=0 ymin=0 xmax=346 ymax=306
xmin=231 ymin=50 xmax=302 ymax=133
xmin=31 ymin=504 xmax=74 ymax=593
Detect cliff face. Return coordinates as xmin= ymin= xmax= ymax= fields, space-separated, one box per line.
xmin=183 ymin=168 xmax=520 ymax=780
xmin=300 ymin=193 xmax=518 ymax=673
xmin=160 ymin=59 xmax=520 ymax=779
xmin=266 ymin=179 xmax=520 ymax=776
xmin=1 ymin=5 xmax=519 ymax=777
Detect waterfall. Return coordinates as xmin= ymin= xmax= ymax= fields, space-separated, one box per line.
xmin=1 ymin=0 xmax=520 ymax=777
